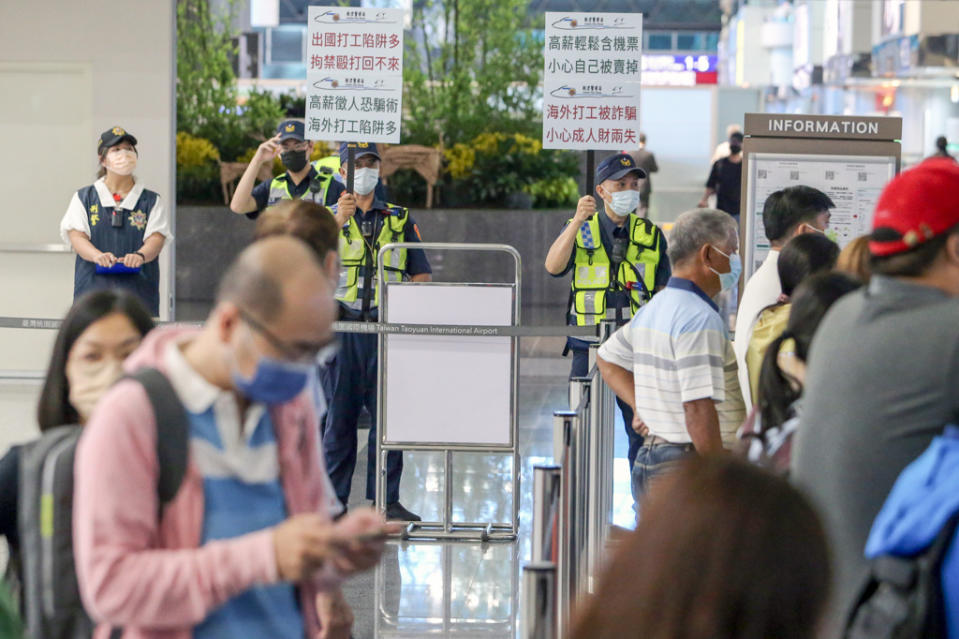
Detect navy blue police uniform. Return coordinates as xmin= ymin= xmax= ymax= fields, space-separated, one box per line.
xmin=72 ymin=185 xmax=162 ymax=315
xmin=245 ymin=120 xmax=340 ymax=221
xmin=246 ymin=165 xmax=334 ymax=220
xmin=320 ymin=145 xmax=431 ymax=509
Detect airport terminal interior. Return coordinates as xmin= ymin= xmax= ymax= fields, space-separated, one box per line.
xmin=2 ymin=0 xmax=959 ymax=637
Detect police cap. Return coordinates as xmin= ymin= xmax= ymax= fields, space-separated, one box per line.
xmin=339 ymin=141 xmax=381 ymax=164
xmin=98 ymin=126 xmax=138 ymax=155
xmin=276 ymin=119 xmax=307 ymax=142
xmin=595 ymin=153 xmax=647 ymax=185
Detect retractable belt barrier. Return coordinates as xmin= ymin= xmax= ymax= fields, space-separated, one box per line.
xmin=0 ymin=316 xmax=599 ymax=339
xmin=523 ymin=320 xmax=618 ymax=639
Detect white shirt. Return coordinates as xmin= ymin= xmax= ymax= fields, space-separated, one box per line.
xmin=59 ymin=177 xmax=173 ymax=246
xmin=733 ymin=249 xmax=781 ymax=407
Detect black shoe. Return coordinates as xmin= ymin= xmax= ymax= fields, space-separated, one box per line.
xmin=384 ymin=501 xmax=422 ymax=522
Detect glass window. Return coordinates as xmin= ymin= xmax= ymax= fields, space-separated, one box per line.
xmin=647 ymin=33 xmax=674 ymax=51
xmin=704 ymin=32 xmax=719 ymax=52
xmin=269 ymin=27 xmax=303 ymax=64
xmin=676 ymin=33 xmax=699 ymax=51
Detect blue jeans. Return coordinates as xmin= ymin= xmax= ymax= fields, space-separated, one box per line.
xmin=631 ymin=442 xmax=694 ymax=504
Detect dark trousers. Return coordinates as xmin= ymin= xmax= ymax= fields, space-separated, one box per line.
xmin=569 ymin=346 xmax=643 ymax=470
xmin=320 ymin=331 xmax=402 ymax=504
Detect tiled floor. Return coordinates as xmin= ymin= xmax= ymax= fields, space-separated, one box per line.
xmin=340 ymin=355 xmax=635 ymax=638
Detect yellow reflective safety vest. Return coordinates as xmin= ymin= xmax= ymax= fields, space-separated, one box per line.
xmin=569 ymin=214 xmax=663 ymax=326
xmin=266 ymin=174 xmax=325 ymax=207
xmin=312 ymin=155 xmax=341 ymax=196
xmin=266 ymin=155 xmax=341 ymax=207
xmin=335 ymin=203 xmax=408 ymax=312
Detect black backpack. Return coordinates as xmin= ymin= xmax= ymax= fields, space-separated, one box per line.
xmin=15 ymin=368 xmax=188 ymax=639
xmin=844 ymin=510 xmax=959 ymax=639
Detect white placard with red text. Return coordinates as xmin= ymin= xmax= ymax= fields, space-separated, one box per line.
xmin=306 ymin=6 xmax=404 ymax=144
xmin=543 ymin=12 xmax=643 ymax=150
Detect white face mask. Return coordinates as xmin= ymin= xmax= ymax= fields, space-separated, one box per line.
xmin=66 ymin=356 xmax=125 ymax=423
xmin=104 ymin=149 xmax=137 ymax=176
xmin=353 ymin=167 xmax=379 ymax=196
xmin=606 ymin=189 xmax=639 ymax=216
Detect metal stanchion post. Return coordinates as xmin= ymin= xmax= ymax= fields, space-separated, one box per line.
xmin=552 ymin=409 xmax=577 ymax=638
xmin=571 ymin=379 xmax=591 ymax=599
xmin=522 ymin=562 xmax=557 ymax=639
xmin=599 ymin=372 xmax=616 ymax=541
xmin=591 ymin=322 xmax=618 ymax=585
xmin=532 ymin=465 xmax=562 ymax=563
xmin=585 ymin=353 xmax=604 ymax=594
xmin=602 ymin=322 xmax=620 ymax=549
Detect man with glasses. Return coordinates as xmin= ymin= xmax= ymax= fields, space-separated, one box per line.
xmin=74 ymin=236 xmax=394 ymax=638
xmin=230 ymin=119 xmax=340 ymax=219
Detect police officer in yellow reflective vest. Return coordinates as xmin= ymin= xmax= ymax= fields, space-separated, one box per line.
xmin=320 ymin=142 xmax=432 ymax=523
xmin=545 ymin=153 xmax=671 ymax=470
xmin=229 ymin=119 xmax=342 ymax=219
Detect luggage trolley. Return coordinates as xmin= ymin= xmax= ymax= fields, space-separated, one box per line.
xmin=375 ymin=243 xmax=521 ymax=542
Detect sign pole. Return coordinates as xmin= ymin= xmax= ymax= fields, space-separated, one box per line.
xmin=347 ymin=145 xmax=356 ymax=194
xmin=585 ymin=149 xmax=595 ymax=197
xmin=585 ymin=150 xmax=595 ymax=219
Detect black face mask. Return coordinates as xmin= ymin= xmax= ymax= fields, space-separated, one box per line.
xmin=281 ymin=149 xmax=308 ymax=172
xmin=729 ymin=143 xmax=742 ymax=154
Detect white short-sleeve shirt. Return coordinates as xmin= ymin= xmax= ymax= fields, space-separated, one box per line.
xmin=60 ymin=177 xmax=173 ymax=247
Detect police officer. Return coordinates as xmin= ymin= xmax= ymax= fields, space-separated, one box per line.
xmin=229 ymin=119 xmax=341 ymax=219
xmin=545 ymin=153 xmax=671 ymax=470
xmin=322 ymin=142 xmax=432 ymax=522
xmin=60 ymin=127 xmax=172 ymax=316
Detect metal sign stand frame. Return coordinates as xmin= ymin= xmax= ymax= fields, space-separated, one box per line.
xmin=375 ymin=242 xmax=522 ymax=542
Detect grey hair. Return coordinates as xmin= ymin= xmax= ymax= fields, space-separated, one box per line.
xmin=667 ymin=209 xmax=739 ymax=266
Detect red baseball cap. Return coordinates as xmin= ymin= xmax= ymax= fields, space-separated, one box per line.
xmin=870 ymin=158 xmax=959 ymax=257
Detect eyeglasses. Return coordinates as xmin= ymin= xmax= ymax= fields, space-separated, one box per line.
xmin=238 ymin=308 xmax=336 ymax=364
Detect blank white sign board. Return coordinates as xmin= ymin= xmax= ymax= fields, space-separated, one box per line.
xmin=383 ymin=284 xmax=515 ymax=446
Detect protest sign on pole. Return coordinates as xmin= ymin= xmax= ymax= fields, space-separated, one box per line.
xmin=305 ymin=7 xmax=404 ymax=144
xmin=542 ymin=12 xmax=644 ymax=153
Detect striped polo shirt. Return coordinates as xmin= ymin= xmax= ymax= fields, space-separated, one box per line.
xmin=598 ymin=277 xmax=745 ymax=446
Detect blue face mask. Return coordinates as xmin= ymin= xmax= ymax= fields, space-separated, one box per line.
xmin=709 ymin=245 xmax=742 ymax=292
xmin=232 ymin=356 xmax=313 ymax=405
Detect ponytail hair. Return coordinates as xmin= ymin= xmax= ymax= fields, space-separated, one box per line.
xmin=756 ymin=272 xmax=862 ymax=430
xmin=757 ymin=333 xmax=799 ymax=430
